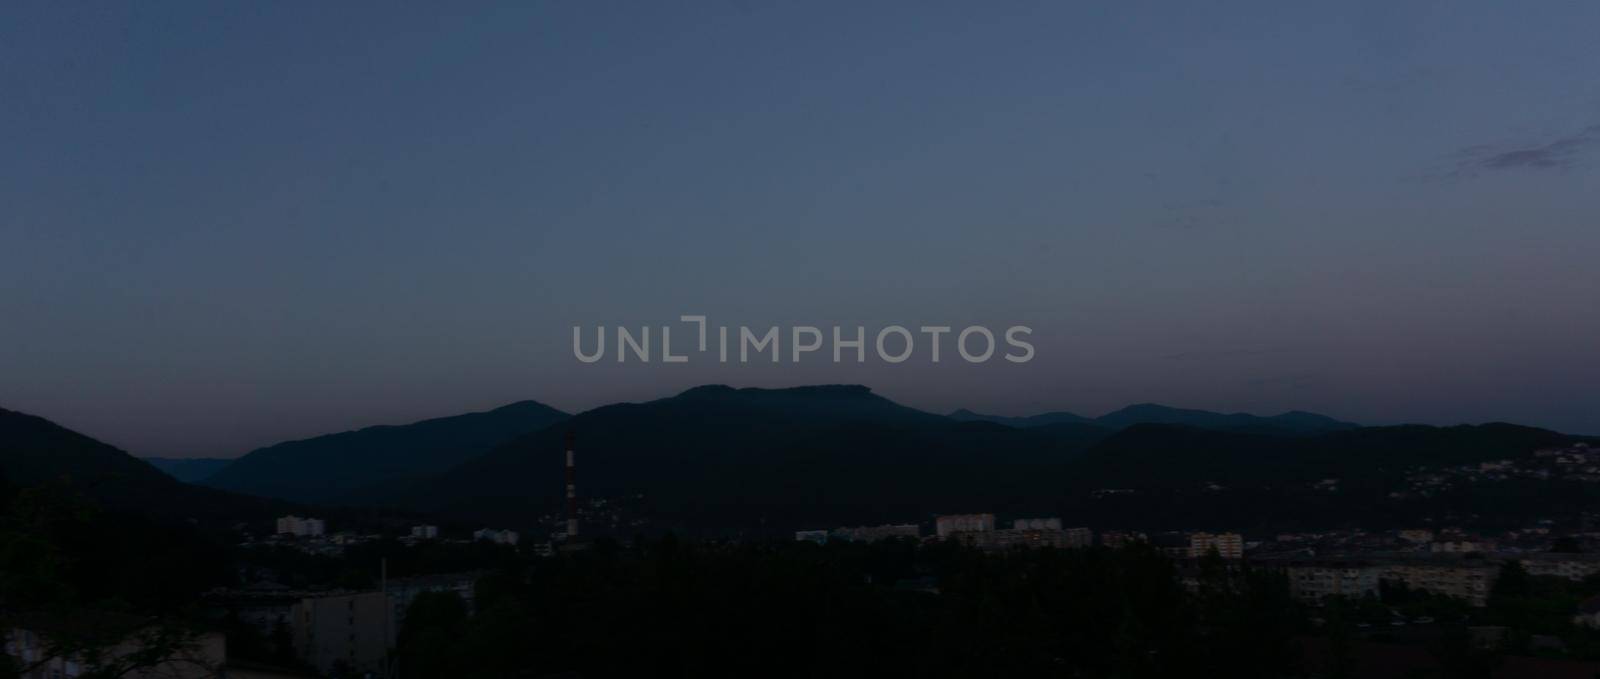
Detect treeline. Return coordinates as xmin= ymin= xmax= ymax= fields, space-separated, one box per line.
xmin=0 ymin=477 xmax=229 ymax=617
xmin=0 ymin=477 xmax=231 ymax=678
xmin=397 ymin=538 xmax=1304 ymax=678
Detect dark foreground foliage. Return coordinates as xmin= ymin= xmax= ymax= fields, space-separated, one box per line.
xmin=397 ymin=538 xmax=1301 ymax=678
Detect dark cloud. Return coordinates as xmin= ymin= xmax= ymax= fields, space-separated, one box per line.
xmin=1454 ymin=124 xmax=1600 ymax=175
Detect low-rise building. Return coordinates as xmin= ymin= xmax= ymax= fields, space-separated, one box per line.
xmin=796 ymin=528 xmax=832 ymax=544
xmin=1397 ymin=529 xmax=1435 ymax=544
xmin=1013 ymin=518 xmax=1063 ymax=531
xmin=275 ymin=516 xmax=325 ymax=537
xmin=1381 ymin=562 xmax=1496 ymax=607
xmin=1189 ymin=532 xmax=1244 ymax=559
xmin=1150 ymin=532 xmax=1192 ymax=558
xmin=1520 ymin=554 xmax=1600 ymax=581
xmin=936 ymin=514 xmax=995 ymax=538
xmin=830 ymin=524 xmax=921 ymax=543
xmin=955 ymin=526 xmax=1093 ymax=551
xmin=386 ymin=573 xmax=478 ymax=633
xmin=967 ymin=528 xmax=1064 ymax=550
xmin=203 ymin=583 xmax=304 ymax=639
xmin=292 ymin=591 xmax=392 ymax=677
xmin=1431 ymin=540 xmax=1493 ymax=554
xmin=472 ymin=528 xmax=519 ymax=546
xmin=409 ymin=525 xmax=439 ymax=540
xmin=1062 ymin=527 xmax=1094 ymax=549
xmin=1284 ymin=562 xmax=1381 ymax=603
xmin=1101 ymin=531 xmax=1148 ymax=549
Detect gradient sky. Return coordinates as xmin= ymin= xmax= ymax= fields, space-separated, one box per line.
xmin=4 ymin=2 xmax=1598 ymax=457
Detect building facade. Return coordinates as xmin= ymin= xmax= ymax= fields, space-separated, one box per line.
xmin=830 ymin=524 xmax=921 ymax=543
xmin=1013 ymin=518 xmax=1063 ymax=531
xmin=1520 ymin=555 xmax=1600 ymax=581
xmin=1285 ymin=563 xmax=1381 ymax=603
xmin=292 ymin=591 xmax=393 ymax=676
xmin=1381 ymin=563 xmax=1496 ymax=607
xmin=954 ymin=526 xmax=1094 ymax=551
xmin=1189 ymin=532 xmax=1244 ymax=559
xmin=1062 ymin=527 xmax=1094 ymax=548
xmin=936 ymin=514 xmax=995 ymax=538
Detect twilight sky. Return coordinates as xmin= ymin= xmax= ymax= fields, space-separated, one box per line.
xmin=3 ymin=2 xmax=1598 ymax=457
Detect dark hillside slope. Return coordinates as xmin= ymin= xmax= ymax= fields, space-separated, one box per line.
xmin=203 ymin=400 xmax=568 ymax=503
xmin=393 ymin=386 xmax=1099 ymax=533
xmin=0 ymin=407 xmax=286 ymax=525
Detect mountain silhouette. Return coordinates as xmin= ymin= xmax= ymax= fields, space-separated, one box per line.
xmin=378 ymin=387 xmax=1584 ymax=535
xmin=6 ymin=389 xmax=1593 ymax=536
xmin=1095 ymin=403 xmax=1356 ymax=433
xmin=202 ymin=400 xmax=568 ymax=503
xmin=142 ymin=457 xmax=232 ymax=483
xmin=388 ymin=385 xmax=1103 ymax=532
xmin=0 ymin=407 xmax=285 ymax=523
xmin=949 ymin=409 xmax=1096 ymax=428
xmin=953 ymin=403 xmax=1357 ymax=435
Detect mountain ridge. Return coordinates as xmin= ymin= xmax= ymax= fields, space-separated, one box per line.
xmin=0 ymin=407 xmax=287 ymax=524
xmin=383 ymin=384 xmax=1097 ymax=527
xmin=376 ymin=385 xmax=1583 ymax=535
xmin=202 ymin=399 xmax=569 ymax=503
xmin=142 ymin=456 xmax=233 ymax=483
xmin=7 ymin=387 xmax=1589 ymax=536
xmin=952 ymin=402 xmax=1357 ymax=435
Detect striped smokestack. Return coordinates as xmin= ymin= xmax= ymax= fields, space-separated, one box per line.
xmin=565 ymin=430 xmax=578 ymax=539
